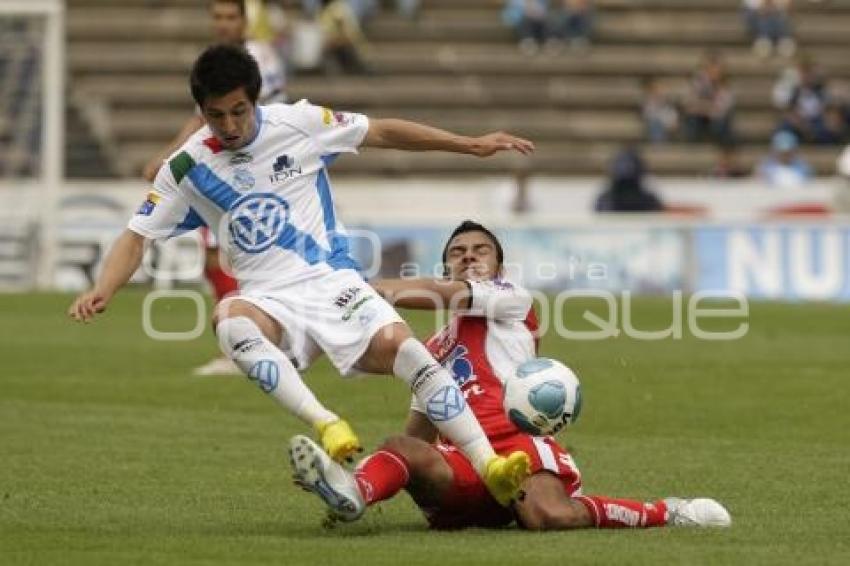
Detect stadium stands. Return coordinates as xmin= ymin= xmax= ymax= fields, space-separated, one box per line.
xmin=65 ymin=0 xmax=850 ymax=177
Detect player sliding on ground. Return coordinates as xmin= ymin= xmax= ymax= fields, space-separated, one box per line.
xmin=68 ymin=45 xmax=535 ymax=506
xmin=290 ymin=221 xmax=732 ymax=529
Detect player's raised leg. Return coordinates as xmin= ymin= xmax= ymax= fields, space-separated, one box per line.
xmin=213 ymin=299 xmax=359 ymax=459
xmin=356 ymin=322 xmax=530 ymax=505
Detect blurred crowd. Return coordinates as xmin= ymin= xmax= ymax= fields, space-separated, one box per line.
xmin=204 ymin=0 xmax=848 ymax=205
xmin=636 ymin=12 xmax=849 ymax=191
xmin=642 ymin=51 xmax=849 ymax=150
xmin=250 ymin=0 xmax=419 ymax=77
xmin=494 ymin=0 xmax=849 ymax=193
xmin=502 ymin=0 xmax=595 ymax=55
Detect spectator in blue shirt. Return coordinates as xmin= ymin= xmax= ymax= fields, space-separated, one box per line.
xmin=503 ymin=0 xmax=550 ymax=55
xmin=757 ymin=131 xmax=813 ymax=188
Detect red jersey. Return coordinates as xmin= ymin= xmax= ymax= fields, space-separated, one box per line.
xmin=418 ymin=279 xmax=539 ymax=440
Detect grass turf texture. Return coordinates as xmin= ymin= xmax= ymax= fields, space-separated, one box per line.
xmin=1 ymin=290 xmax=849 ymax=565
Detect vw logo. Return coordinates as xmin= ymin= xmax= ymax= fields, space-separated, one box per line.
xmin=248 ymin=359 xmax=280 ymax=393
xmin=426 ymin=385 xmax=466 ymax=422
xmin=228 ymin=193 xmax=290 ymax=253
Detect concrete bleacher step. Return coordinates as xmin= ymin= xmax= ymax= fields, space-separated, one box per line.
xmin=68 ymin=41 xmax=850 ymax=78
xmin=66 ymin=6 xmax=850 ymax=46
xmin=74 ymin=73 xmax=850 ymax=113
xmin=116 ymin=138 xmax=842 ymax=178
xmin=64 ymin=0 xmax=850 ymax=179
xmin=63 ymin=0 xmax=850 ymax=10
xmin=423 ymin=0 xmax=850 ymax=10
xmin=67 ymin=8 xmax=209 ymax=42
xmin=66 ymin=0 xmax=202 ymax=6
xmin=107 ymin=105 xmax=781 ymax=144
xmin=342 ymin=144 xmax=842 ymax=177
xmin=366 ymin=13 xmax=850 ymax=46
xmin=589 ymin=0 xmax=850 ymax=11
xmin=364 ymin=44 xmax=850 ymax=77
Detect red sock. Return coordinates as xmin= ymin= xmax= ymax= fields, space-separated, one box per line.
xmin=575 ymin=496 xmax=668 ymax=528
xmin=205 ymin=265 xmax=238 ymax=302
xmin=354 ymin=450 xmax=410 ymax=505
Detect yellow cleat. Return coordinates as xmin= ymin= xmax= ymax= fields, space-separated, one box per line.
xmin=314 ymin=419 xmax=362 ymax=463
xmin=483 ymin=451 xmax=531 ymax=506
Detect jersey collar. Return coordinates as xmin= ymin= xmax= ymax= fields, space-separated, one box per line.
xmin=241 ymin=106 xmax=264 ymax=148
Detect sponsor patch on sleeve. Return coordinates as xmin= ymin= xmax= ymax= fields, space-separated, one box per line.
xmin=333 ymin=111 xmax=353 ymax=127
xmin=136 ymin=191 xmax=161 ymax=216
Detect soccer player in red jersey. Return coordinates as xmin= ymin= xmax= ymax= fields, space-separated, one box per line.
xmin=290 ymin=220 xmax=731 ymax=529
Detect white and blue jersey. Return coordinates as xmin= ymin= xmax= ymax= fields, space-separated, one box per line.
xmin=128 ymin=100 xmax=367 ymax=291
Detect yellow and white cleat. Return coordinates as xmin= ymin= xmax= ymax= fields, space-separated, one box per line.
xmin=314 ymin=418 xmax=362 ymax=463
xmin=482 ymin=451 xmax=531 ymax=506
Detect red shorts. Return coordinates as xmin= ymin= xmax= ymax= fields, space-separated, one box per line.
xmin=423 ymin=434 xmax=583 ymax=530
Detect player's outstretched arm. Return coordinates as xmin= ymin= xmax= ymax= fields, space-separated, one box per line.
xmin=362 ymin=118 xmax=534 ymax=157
xmin=372 ymin=278 xmax=471 ymax=311
xmin=68 ymin=229 xmax=147 ymax=322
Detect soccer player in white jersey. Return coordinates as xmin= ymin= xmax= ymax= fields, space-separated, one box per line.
xmin=289 ymin=221 xmax=732 ymax=529
xmin=69 ymin=44 xmax=536 ymax=505
xmin=142 ymin=0 xmax=286 ymax=376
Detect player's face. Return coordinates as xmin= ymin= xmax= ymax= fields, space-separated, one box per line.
xmin=200 ymin=88 xmax=256 ymax=150
xmin=444 ymin=231 xmax=501 ymax=282
xmin=211 ymin=2 xmax=246 ymax=45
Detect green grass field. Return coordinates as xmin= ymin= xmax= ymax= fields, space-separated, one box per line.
xmin=1 ymin=290 xmax=849 ymax=565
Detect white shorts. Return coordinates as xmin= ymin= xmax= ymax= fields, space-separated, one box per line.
xmin=221 ymin=269 xmax=403 ymax=375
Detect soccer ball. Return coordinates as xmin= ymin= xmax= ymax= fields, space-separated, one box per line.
xmin=503 ymin=358 xmax=582 ymax=436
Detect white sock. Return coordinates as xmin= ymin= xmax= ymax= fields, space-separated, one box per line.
xmin=216 ymin=316 xmax=337 ymax=427
xmin=393 ymin=337 xmax=495 ymax=474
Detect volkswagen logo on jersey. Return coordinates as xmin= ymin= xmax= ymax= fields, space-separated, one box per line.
xmin=426 ymin=385 xmax=466 ymax=422
xmin=228 ymin=193 xmax=290 ymax=253
xmin=232 ymin=168 xmax=255 ymax=191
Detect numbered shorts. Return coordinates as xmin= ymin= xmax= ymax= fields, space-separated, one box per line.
xmin=221 ymin=269 xmax=403 ymax=375
xmin=423 ymin=434 xmax=583 ymax=530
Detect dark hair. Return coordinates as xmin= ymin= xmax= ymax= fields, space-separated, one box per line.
xmin=441 ymin=220 xmax=505 ymax=266
xmin=211 ymin=0 xmax=246 ymax=17
xmin=609 ymin=147 xmax=645 ymax=183
xmin=190 ymin=44 xmax=261 ymax=108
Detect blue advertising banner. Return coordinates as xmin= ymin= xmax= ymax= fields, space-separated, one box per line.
xmin=352 ymin=225 xmax=688 ymax=293
xmin=695 ymin=226 xmax=850 ymax=301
